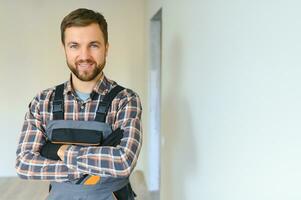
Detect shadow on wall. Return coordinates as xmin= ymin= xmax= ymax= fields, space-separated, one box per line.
xmin=161 ymin=36 xmax=199 ymax=200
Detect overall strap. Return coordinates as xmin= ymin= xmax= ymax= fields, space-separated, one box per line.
xmin=95 ymin=85 xmax=125 ymax=122
xmin=52 ymin=83 xmax=65 ymax=120
xmin=75 ymin=85 xmax=125 ymax=185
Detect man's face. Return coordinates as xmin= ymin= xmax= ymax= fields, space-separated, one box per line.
xmin=63 ymin=23 xmax=108 ymax=82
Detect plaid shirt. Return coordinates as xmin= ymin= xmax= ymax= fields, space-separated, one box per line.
xmin=15 ymin=73 xmax=142 ymax=182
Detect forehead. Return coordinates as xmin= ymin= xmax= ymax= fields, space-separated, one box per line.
xmin=64 ymin=23 xmax=105 ymax=44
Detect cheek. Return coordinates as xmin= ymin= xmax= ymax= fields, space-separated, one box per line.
xmin=66 ymin=52 xmax=76 ymax=62
xmin=92 ymin=52 xmax=106 ymax=62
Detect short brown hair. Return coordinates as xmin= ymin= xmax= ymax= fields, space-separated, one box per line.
xmin=60 ymin=8 xmax=108 ymax=45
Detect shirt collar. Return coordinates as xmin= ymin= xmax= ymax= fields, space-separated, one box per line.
xmin=64 ymin=73 xmax=114 ymax=96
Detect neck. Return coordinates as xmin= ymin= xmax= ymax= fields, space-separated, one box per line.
xmin=71 ymin=73 xmax=103 ymax=93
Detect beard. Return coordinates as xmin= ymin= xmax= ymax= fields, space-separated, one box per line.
xmin=67 ymin=59 xmax=105 ymax=82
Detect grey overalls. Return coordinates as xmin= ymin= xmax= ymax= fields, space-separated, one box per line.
xmin=45 ymin=83 xmax=135 ymax=200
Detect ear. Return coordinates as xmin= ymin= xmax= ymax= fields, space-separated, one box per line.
xmin=61 ymin=43 xmax=67 ymax=54
xmin=105 ymin=43 xmax=109 ymax=57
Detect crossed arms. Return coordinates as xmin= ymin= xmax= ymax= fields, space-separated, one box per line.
xmin=15 ymin=90 xmax=142 ymax=182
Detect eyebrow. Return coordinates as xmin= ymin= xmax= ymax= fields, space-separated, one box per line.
xmin=66 ymin=41 xmax=102 ymax=46
xmin=67 ymin=42 xmax=78 ymax=46
xmin=89 ymin=41 xmax=101 ymax=45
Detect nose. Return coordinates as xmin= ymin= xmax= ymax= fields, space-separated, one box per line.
xmin=78 ymin=47 xmax=91 ymax=60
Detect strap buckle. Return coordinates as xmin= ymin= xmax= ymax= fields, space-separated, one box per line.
xmin=97 ymin=101 xmax=109 ymax=114
xmin=53 ymin=100 xmax=63 ymax=112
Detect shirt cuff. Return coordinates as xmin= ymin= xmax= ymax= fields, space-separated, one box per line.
xmin=64 ymin=145 xmax=81 ymax=170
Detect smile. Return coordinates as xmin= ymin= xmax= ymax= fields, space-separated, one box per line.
xmin=77 ymin=62 xmax=94 ymax=68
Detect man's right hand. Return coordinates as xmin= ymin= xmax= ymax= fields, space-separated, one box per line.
xmin=102 ymin=128 xmax=124 ymax=146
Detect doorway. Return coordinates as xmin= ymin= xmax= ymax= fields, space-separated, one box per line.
xmin=148 ymin=8 xmax=162 ymax=197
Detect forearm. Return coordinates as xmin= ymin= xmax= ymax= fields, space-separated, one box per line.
xmin=16 ymin=97 xmax=83 ymax=181
xmin=15 ymin=149 xmax=81 ymax=181
xmin=62 ymin=118 xmax=142 ymax=178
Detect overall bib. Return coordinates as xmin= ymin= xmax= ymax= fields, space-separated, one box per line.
xmin=45 ymin=84 xmax=135 ymax=200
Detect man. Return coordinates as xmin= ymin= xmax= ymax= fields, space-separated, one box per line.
xmin=15 ymin=8 xmax=142 ymax=200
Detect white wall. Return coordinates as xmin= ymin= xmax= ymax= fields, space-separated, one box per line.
xmin=0 ymin=0 xmax=146 ymax=177
xmin=146 ymin=0 xmax=301 ymax=199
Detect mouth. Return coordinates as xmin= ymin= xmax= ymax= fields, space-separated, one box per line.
xmin=76 ymin=61 xmax=95 ymax=69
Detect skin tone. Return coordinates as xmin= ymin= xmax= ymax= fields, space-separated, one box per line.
xmin=57 ymin=23 xmax=109 ymax=160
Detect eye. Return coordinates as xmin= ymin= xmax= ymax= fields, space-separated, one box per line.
xmin=90 ymin=44 xmax=99 ymax=48
xmin=69 ymin=44 xmax=78 ymax=49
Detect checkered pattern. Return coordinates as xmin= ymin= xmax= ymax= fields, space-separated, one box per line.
xmin=15 ymin=73 xmax=142 ymax=182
